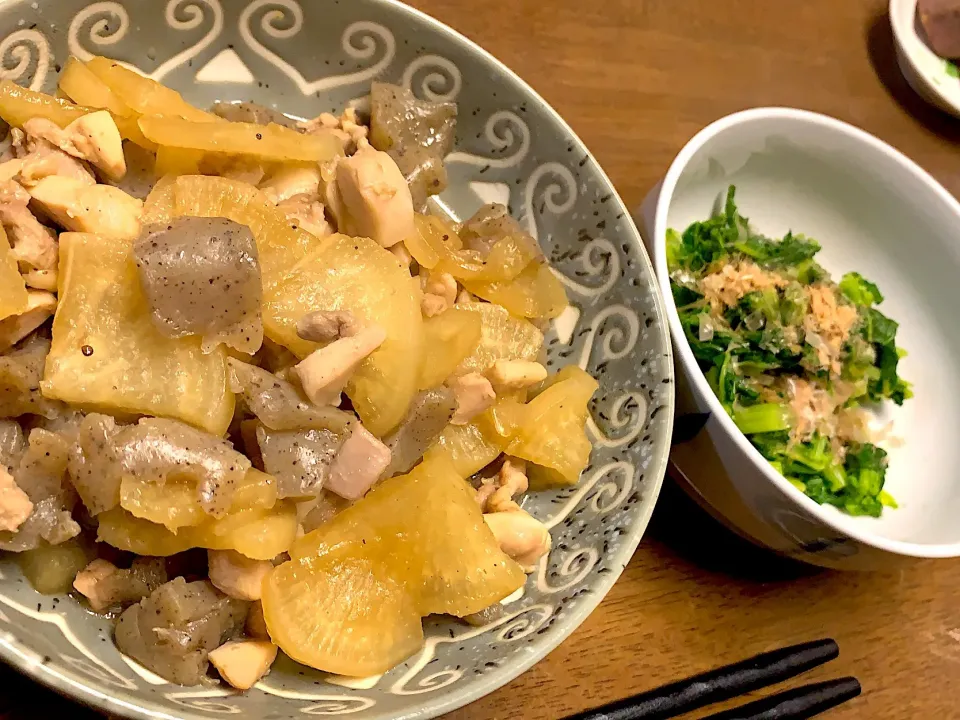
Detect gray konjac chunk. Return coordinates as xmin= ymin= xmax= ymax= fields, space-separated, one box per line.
xmin=114 ymin=418 xmax=251 ymax=518
xmin=0 ymin=420 xmax=25 ymax=470
xmin=382 ymin=387 xmax=457 ymax=477
xmin=254 ymin=424 xmax=343 ymax=499
xmin=115 ymin=578 xmax=248 ymax=686
xmin=134 ymin=218 xmax=263 ymax=355
xmin=84 ymin=558 xmax=169 ymax=613
xmin=0 ymin=334 xmax=64 ymax=419
xmin=67 ymin=413 xmax=123 ymax=515
xmin=369 ymin=82 xmax=457 ymax=211
xmin=0 ymin=429 xmax=79 ymax=551
xmin=228 ymin=358 xmax=354 ymax=434
xmin=460 ymin=203 xmax=544 ymax=260
xmin=212 ymin=101 xmax=296 ymax=128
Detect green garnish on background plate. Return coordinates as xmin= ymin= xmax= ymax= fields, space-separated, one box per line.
xmin=667 ymin=186 xmax=912 ymax=517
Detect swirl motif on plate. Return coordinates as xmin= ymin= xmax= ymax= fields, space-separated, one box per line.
xmin=166 ymin=688 xmax=242 ymax=714
xmin=522 ymin=161 xmax=578 ymax=241
xmin=67 ymin=0 xmax=223 ymax=81
xmin=552 ymin=237 xmax=620 ymax=299
xmin=390 ymin=604 xmax=553 ymax=696
xmin=446 ymin=109 xmax=530 ymax=169
xmin=0 ymin=29 xmax=51 ymax=91
xmin=67 ymin=2 xmax=129 ymax=60
xmin=255 ymin=681 xmax=376 ymax=715
xmin=240 ymin=1 xmax=395 ymax=95
xmin=574 ymin=304 xmax=648 ymax=447
xmin=400 ymin=54 xmax=462 ymax=103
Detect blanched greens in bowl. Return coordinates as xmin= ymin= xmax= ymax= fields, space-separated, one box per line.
xmin=668 ymin=186 xmax=911 ymax=517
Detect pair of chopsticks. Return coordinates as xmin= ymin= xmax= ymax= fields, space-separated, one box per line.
xmin=562 ymin=639 xmax=860 ymax=720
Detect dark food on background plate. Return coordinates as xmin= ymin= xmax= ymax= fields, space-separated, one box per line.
xmin=667 ymin=187 xmax=911 ymax=517
xmin=919 ymin=0 xmax=960 ymax=59
xmin=0 ymin=56 xmax=598 ymax=689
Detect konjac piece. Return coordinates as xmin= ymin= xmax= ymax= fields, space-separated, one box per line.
xmin=41 ymin=232 xmax=235 ymax=436
xmin=0 ymin=429 xmax=79 ymax=552
xmin=369 ymin=82 xmax=457 ymax=211
xmin=113 ymin=418 xmax=252 ymax=518
xmin=227 ymin=358 xmax=354 ymax=434
xmin=0 ymin=334 xmax=64 ymax=419
xmin=134 ymin=218 xmax=264 ymax=355
xmin=114 ymin=577 xmax=248 ymax=685
xmin=253 ymin=424 xmax=344 ymax=500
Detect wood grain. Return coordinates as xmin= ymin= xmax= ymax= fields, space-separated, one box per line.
xmin=7 ymin=1 xmax=960 ymax=719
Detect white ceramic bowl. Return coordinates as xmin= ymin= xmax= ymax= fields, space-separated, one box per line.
xmin=890 ymin=0 xmax=960 ymax=118
xmin=639 ymin=107 xmax=960 ymax=570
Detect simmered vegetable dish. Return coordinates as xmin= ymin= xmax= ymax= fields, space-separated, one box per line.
xmin=0 ymin=57 xmax=597 ymax=687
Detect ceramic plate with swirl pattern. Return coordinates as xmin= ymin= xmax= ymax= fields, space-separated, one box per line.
xmin=0 ymin=0 xmax=674 ymax=717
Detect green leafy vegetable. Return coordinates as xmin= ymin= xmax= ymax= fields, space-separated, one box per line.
xmin=668 ymin=184 xmax=910 ymax=517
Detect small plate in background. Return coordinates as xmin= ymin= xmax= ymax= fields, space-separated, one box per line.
xmin=890 ymin=0 xmax=960 ymax=118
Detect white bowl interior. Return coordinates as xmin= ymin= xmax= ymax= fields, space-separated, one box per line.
xmin=664 ymin=112 xmax=960 ymax=548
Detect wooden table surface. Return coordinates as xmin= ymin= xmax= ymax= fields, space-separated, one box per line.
xmin=6 ymin=0 xmax=960 ymax=719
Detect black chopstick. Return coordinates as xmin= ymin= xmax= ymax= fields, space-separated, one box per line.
xmin=561 ymin=639 xmax=839 ymax=720
xmin=700 ymin=676 xmax=862 ymax=719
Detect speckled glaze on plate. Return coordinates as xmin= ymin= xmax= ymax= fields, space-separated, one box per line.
xmin=0 ymin=1 xmax=674 ymax=718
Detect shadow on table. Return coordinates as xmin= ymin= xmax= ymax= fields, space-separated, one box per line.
xmin=642 ymin=475 xmax=820 ymax=584
xmin=865 ymin=8 xmax=960 ymax=141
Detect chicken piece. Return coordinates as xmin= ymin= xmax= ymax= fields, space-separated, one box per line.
xmin=334 ymin=146 xmax=415 ymax=248
xmin=485 ymin=360 xmax=548 ymax=391
xmin=72 ymin=558 xmax=117 ymax=609
xmin=293 ymin=325 xmax=387 ymax=407
xmin=483 ymin=508 xmax=551 ymax=573
xmin=16 ymin=135 xmax=96 ymax=187
xmin=209 ymin=639 xmax=278 ymax=691
xmin=325 ymin=424 xmax=391 ymax=500
xmin=298 ymin=107 xmax=369 ymax=154
xmin=456 ymin=288 xmax=476 ymax=304
xmin=21 ymin=268 xmax=57 ymax=291
xmin=245 ymin=601 xmax=270 ymax=640
xmin=421 ymin=293 xmax=449 ymax=318
xmin=276 ymin=193 xmax=332 ymax=239
xmin=449 ymin=372 xmax=496 ymax=426
xmin=477 ymin=458 xmax=528 ymax=513
xmin=296 ymin=310 xmax=360 ymax=344
xmin=208 ymin=549 xmax=272 ymax=601
xmin=424 ymin=270 xmax=458 ymax=306
xmin=72 ymin=557 xmax=168 ymax=612
xmin=27 ymin=176 xmax=142 ymax=240
xmin=23 ymin=111 xmax=126 ymax=181
xmin=0 ymin=465 xmax=32 ymax=533
xmin=0 ymin=159 xmax=22 ymax=182
xmin=0 ymin=290 xmax=56 ymax=351
xmin=260 ymin=165 xmax=321 ymax=205
xmin=0 ymin=179 xmax=57 ymax=283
